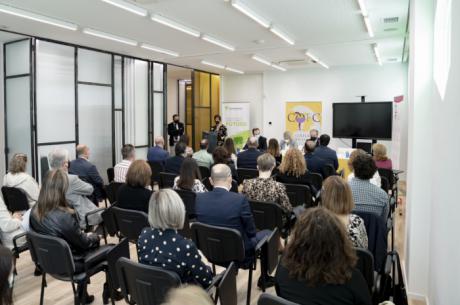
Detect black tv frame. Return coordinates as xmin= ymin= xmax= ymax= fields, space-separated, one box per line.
xmin=332 ymin=101 xmax=393 ymax=141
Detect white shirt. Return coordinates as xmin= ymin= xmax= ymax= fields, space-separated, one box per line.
xmin=114 ymin=159 xmax=132 ymax=183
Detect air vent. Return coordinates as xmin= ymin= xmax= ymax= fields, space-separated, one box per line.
xmin=383 ymin=17 xmax=399 ymax=24
xmin=387 ymin=58 xmax=398 ymax=62
xmin=384 ymin=28 xmax=398 ymax=32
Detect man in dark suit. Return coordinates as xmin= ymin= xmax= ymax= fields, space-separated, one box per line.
xmin=195 ymin=164 xmax=273 ymax=287
xmin=243 ymin=128 xmax=267 ymax=151
xmin=304 ymin=139 xmax=323 ymax=173
xmin=69 ymin=144 xmax=105 ymax=204
xmin=164 ymin=142 xmax=186 ymax=174
xmin=237 ymin=137 xmax=263 ymax=169
xmin=147 ymin=136 xmax=169 ymax=165
xmin=167 ymin=114 xmax=184 ymax=155
xmin=308 ymin=134 xmax=338 ymax=175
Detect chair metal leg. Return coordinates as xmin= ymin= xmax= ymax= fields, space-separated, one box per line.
xmin=39 ymin=273 xmax=46 ymax=305
xmin=246 ymin=268 xmax=253 ymax=305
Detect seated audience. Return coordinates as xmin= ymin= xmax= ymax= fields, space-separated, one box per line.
xmin=224 ymin=137 xmax=238 ymax=166
xmin=30 ymin=169 xmax=111 ymax=303
xmin=173 ymin=158 xmax=207 ymax=193
xmin=277 ymin=148 xmax=316 ymax=192
xmin=0 ymin=246 xmax=13 ymax=305
xmin=242 ymin=153 xmax=292 ymax=213
xmin=162 ymin=285 xmax=214 ymax=305
xmin=49 ymin=148 xmax=102 ymax=228
xmin=179 ymin=134 xmax=194 ymax=157
xmin=116 ymin=160 xmax=152 ymax=213
xmin=147 ymin=136 xmax=169 ymax=165
xmin=69 ymin=144 xmax=105 ymax=204
xmin=304 ymin=139 xmax=324 ymax=174
xmin=349 ymin=154 xmax=389 ymax=219
xmin=237 ymin=137 xmax=262 ymax=169
xmin=267 ymin=138 xmax=282 ymax=164
xmin=113 ymin=144 xmax=135 ymax=183
xmin=0 ymin=196 xmax=24 ymax=250
xmin=212 ymin=147 xmax=238 ymax=181
xmin=138 ymin=189 xmax=212 ymax=288
xmin=195 ymin=164 xmax=272 ymax=287
xmin=321 ymin=176 xmax=368 ymax=248
xmin=192 ymin=139 xmax=213 ymax=169
xmin=372 ymin=143 xmax=393 ymax=170
xmin=165 ymin=142 xmax=187 ymax=174
xmin=347 ymin=149 xmax=381 ymax=187
xmin=275 ymin=207 xmax=372 ymax=305
xmin=243 ymin=128 xmax=267 ymax=151
xmin=280 ymin=131 xmax=295 ymax=151
xmin=315 ymin=134 xmax=339 ymax=170
xmin=3 ymin=153 xmax=39 ymax=207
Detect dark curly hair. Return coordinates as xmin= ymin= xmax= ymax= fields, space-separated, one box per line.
xmin=282 ymin=207 xmax=357 ymax=286
xmin=352 ymin=153 xmax=377 ymax=180
xmin=212 ymin=147 xmax=230 ymax=164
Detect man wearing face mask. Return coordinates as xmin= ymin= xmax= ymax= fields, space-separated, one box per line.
xmin=167 ymin=114 xmax=185 ymax=155
xmin=309 ymin=129 xmax=320 ymax=147
xmin=243 ymin=128 xmax=267 ymax=151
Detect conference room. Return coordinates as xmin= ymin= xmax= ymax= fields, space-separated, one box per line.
xmin=0 ymin=0 xmax=457 ymax=305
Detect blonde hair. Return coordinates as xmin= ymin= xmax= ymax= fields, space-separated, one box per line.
xmin=372 ymin=143 xmax=388 ymax=161
xmin=126 ymin=160 xmax=151 ymax=187
xmin=162 ymin=285 xmax=214 ymax=305
xmin=279 ymin=148 xmax=306 ymax=177
xmin=8 ymin=153 xmax=27 ymax=174
xmin=347 ymin=149 xmax=366 ymax=171
xmin=321 ymin=176 xmax=354 ymax=214
xmin=148 ymin=189 xmax=185 ymax=230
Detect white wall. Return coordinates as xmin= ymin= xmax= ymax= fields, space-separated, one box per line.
xmin=167 ymin=75 xmax=178 ymax=122
xmin=0 ymin=45 xmax=4 ymax=183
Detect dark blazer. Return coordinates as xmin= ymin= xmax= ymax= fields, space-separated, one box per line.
xmin=69 ymin=158 xmax=105 ymax=201
xmin=243 ymin=136 xmax=267 ymax=151
xmin=116 ymin=184 xmax=152 ymax=213
xmin=147 ymin=145 xmax=169 ymax=164
xmin=305 ymin=152 xmax=323 ymax=174
xmin=237 ymin=148 xmax=263 ymax=169
xmin=167 ymin=122 xmax=185 ymax=146
xmin=195 ymin=187 xmax=257 ymax=252
xmin=314 ymin=146 xmax=339 ymax=170
xmin=165 ymin=155 xmax=185 ymax=174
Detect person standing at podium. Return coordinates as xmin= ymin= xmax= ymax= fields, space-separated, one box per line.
xmin=210 ymin=114 xmax=227 ymax=146
xmin=167 ymin=114 xmax=185 ymax=155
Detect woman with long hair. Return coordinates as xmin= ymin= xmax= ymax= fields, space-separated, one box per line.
xmin=275 ymin=207 xmax=371 ymax=305
xmin=0 ymin=246 xmax=13 ymax=305
xmin=211 ymin=147 xmax=238 ymax=181
xmin=223 ymin=137 xmax=237 ymax=166
xmin=267 ymin=138 xmax=282 ymax=164
xmin=173 ymin=158 xmax=207 ymax=193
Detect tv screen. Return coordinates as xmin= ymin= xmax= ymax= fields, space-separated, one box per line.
xmin=332 ymin=102 xmax=393 ymax=140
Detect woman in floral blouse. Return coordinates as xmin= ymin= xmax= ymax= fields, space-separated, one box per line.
xmin=210 ymin=114 xmax=227 ymax=146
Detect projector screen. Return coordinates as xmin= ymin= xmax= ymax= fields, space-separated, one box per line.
xmin=332 ymin=102 xmax=393 ymax=140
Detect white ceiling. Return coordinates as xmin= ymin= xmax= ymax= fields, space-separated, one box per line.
xmin=0 ymin=0 xmax=409 ymax=74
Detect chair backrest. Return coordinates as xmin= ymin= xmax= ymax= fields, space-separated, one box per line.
xmin=105 ymin=182 xmax=124 ymax=204
xmin=111 ymin=207 xmax=149 ymax=243
xmin=306 ymin=172 xmax=323 ymax=192
xmin=283 ymin=183 xmax=313 ymax=208
xmin=202 ymin=177 xmax=213 ymax=191
xmin=199 ymin=166 xmax=211 ymax=180
xmin=191 ymin=222 xmax=245 ymax=265
xmin=321 ymin=164 xmax=336 ymax=179
xmin=218 ymin=262 xmax=238 ymax=305
xmin=1 ymin=187 xmax=30 ymax=212
xmin=261 ymin=228 xmax=280 ymax=275
xmin=230 ymin=180 xmax=239 ymax=193
xmin=116 ymin=257 xmax=181 ymax=305
xmin=174 ymin=189 xmax=197 ymax=218
xmin=249 ymin=200 xmax=284 ymax=231
xmin=107 ymin=167 xmax=115 ymax=183
xmin=27 ymin=231 xmax=75 ymax=278
xmin=355 ymin=247 xmax=374 ymax=293
xmin=258 ymin=293 xmax=299 ymax=305
xmin=148 ymin=161 xmax=164 ymax=184
xmin=101 ymin=207 xmax=119 ymax=236
xmin=236 ymin=168 xmax=259 ymax=184
xmin=377 ymin=168 xmax=395 ymax=187
xmin=380 ymin=176 xmax=390 ymax=193
xmin=40 ymin=156 xmax=49 ymax=182
xmin=160 ymin=172 xmax=177 ymax=188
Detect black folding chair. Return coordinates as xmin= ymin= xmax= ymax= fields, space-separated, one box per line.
xmin=105 ymin=182 xmax=124 ymax=205
xmin=27 ymin=231 xmax=112 ymax=305
xmin=105 ymin=238 xmax=130 ymax=303
xmin=230 ymin=179 xmax=239 ymax=193
xmin=259 ymin=228 xmax=280 ymax=291
xmin=199 ymin=166 xmax=211 ymax=180
xmin=116 ymin=257 xmax=181 ymax=305
xmin=212 ymin=262 xmax=237 ymax=305
xmin=249 ymin=200 xmax=284 ymax=232
xmin=258 ymin=293 xmax=299 ymax=305
xmin=378 ymin=168 xmax=396 ymax=189
xmin=321 ymin=164 xmax=336 ymax=178
xmin=1 ymin=187 xmax=29 ymax=212
xmin=202 ymin=177 xmax=213 ymax=191
xmin=159 ymin=172 xmax=177 ymax=188
xmin=283 ymin=183 xmax=313 ymax=208
xmin=237 ymin=168 xmax=259 ymax=184
xmin=40 ymin=156 xmax=50 ymax=182
xmin=148 ymin=161 xmax=164 ymax=186
xmin=306 ymin=172 xmax=323 ymax=193
xmin=380 ymin=176 xmax=390 ymax=193
xmin=175 ymin=189 xmax=196 ymax=218
xmin=111 ymin=207 xmax=149 ymax=249
xmin=107 ymin=168 xmax=115 ymax=183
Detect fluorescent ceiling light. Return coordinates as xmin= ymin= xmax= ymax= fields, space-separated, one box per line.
xmin=269 ymin=26 xmax=295 ymax=45
xmin=201 ymin=60 xmax=225 ymax=69
xmin=356 ymin=0 xmax=368 ymax=16
xmin=271 ymin=64 xmax=286 ymax=72
xmin=231 ymin=0 xmax=270 ymax=28
xmin=100 ymin=0 xmax=148 ymax=16
xmin=305 ymin=51 xmax=319 ymax=62
xmin=201 ymin=35 xmax=235 ymax=51
xmin=305 ymin=51 xmax=329 ymax=69
xmin=364 ymin=16 xmax=374 ymax=37
xmin=141 ymin=43 xmax=179 ymax=57
xmin=372 ymin=43 xmax=382 ymax=65
xmin=0 ymin=4 xmax=78 ymax=31
xmin=83 ymin=28 xmax=137 ymax=46
xmin=151 ymin=14 xmax=200 ymax=37
xmin=252 ymin=55 xmax=272 ymax=66
xmin=318 ymin=61 xmax=329 ymax=69
xmin=225 ymin=67 xmax=244 ymax=74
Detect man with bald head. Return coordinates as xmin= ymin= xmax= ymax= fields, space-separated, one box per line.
xmin=236 ymin=136 xmax=263 ymax=169
xmin=147 ymin=135 xmax=169 ymax=165
xmin=195 ymin=164 xmax=273 ymax=287
xmin=69 ymin=144 xmax=105 ymax=204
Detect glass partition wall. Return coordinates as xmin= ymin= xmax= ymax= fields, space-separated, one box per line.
xmin=3 ymin=37 xmax=166 ymax=182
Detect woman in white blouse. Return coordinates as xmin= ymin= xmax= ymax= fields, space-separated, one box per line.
xmin=3 ymin=153 xmax=39 ymax=207
xmin=173 ymin=158 xmax=207 ymax=193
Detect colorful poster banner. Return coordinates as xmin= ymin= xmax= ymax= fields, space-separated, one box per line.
xmin=222 ymin=102 xmax=251 ymax=150
xmin=285 ymin=101 xmax=322 ymax=147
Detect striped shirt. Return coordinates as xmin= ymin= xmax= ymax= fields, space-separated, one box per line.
xmin=114 ymin=160 xmax=132 ymax=183
xmin=349 ymin=177 xmax=389 ymax=219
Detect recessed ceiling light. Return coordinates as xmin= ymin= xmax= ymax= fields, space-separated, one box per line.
xmin=100 ymin=0 xmax=148 ymax=16
xmin=151 ymin=14 xmax=200 ymax=37
xmin=269 ymin=26 xmax=295 ymax=45
xmin=201 ymin=35 xmax=235 ymax=51
xmin=82 ymin=28 xmax=138 ymax=46
xmin=0 ymin=4 xmax=78 ymax=31
xmin=231 ymin=0 xmax=270 ymax=28
xmin=141 ymin=43 xmax=179 ymax=57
